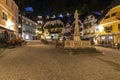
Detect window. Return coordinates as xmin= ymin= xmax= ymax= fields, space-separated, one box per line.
xmin=5 ymin=0 xmax=9 ymax=6
xmin=12 ymin=17 xmax=14 ymax=22
xmin=30 ymin=23 xmax=32 ymax=26
xmin=11 ymin=2 xmax=14 ymax=10
xmin=22 ymin=19 xmax=24 ymax=22
xmin=26 ymin=21 xmax=29 ymax=24
xmin=105 ymin=26 xmax=112 ymax=33
xmin=118 ymin=24 xmax=120 ymax=30
xmin=111 ymin=13 xmax=116 ymax=17
xmin=104 ymin=15 xmax=110 ymax=19
xmin=2 ymin=12 xmax=7 ymax=21
xmin=16 ymin=20 xmax=18 ymax=24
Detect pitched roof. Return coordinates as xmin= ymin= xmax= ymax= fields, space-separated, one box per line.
xmin=79 ymin=11 xmax=102 ymax=23
xmin=98 ymin=0 xmax=120 ymax=23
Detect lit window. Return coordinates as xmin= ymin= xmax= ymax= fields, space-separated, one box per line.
xmin=102 ymin=36 xmax=105 ymax=40
xmin=22 ymin=19 xmax=24 ymax=22
xmin=26 ymin=21 xmax=28 ymax=24
xmin=30 ymin=23 xmax=32 ymax=26
xmin=109 ymin=36 xmax=113 ymax=40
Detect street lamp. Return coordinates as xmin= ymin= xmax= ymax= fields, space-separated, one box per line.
xmin=97 ymin=25 xmax=104 ymax=32
xmin=66 ymin=13 xmax=70 ymax=16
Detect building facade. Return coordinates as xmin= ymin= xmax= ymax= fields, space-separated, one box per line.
xmin=43 ymin=19 xmax=64 ymax=39
xmin=82 ymin=12 xmax=101 ymax=44
xmin=19 ymin=16 xmax=37 ymax=40
xmin=98 ymin=5 xmax=120 ymax=46
xmin=0 ymin=0 xmax=18 ymax=40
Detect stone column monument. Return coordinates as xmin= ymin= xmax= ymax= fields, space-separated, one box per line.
xmin=64 ymin=10 xmax=92 ymax=48
xmin=74 ymin=10 xmax=80 ymax=41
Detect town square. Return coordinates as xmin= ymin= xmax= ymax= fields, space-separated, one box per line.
xmin=0 ymin=0 xmax=120 ymax=80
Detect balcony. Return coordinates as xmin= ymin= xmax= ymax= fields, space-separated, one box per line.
xmin=116 ymin=12 xmax=120 ymax=20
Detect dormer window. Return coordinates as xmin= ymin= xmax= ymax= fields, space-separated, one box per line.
xmin=111 ymin=12 xmax=116 ymax=17
xmin=26 ymin=21 xmax=28 ymax=24
xmin=91 ymin=15 xmax=94 ymax=19
xmin=104 ymin=15 xmax=110 ymax=19
xmin=116 ymin=12 xmax=120 ymax=20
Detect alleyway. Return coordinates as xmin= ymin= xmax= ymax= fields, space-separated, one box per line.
xmin=0 ymin=40 xmax=120 ymax=80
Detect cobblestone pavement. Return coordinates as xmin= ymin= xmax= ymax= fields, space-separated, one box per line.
xmin=0 ymin=40 xmax=120 ymax=80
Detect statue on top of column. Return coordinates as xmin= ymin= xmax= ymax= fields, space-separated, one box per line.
xmin=74 ymin=10 xmax=79 ymax=24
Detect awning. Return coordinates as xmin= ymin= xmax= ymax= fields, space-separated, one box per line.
xmin=0 ymin=26 xmax=14 ymax=32
xmin=82 ymin=34 xmax=95 ymax=38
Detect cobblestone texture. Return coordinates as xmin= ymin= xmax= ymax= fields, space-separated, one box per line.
xmin=0 ymin=40 xmax=120 ymax=80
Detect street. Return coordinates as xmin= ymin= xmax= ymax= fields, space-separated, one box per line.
xmin=0 ymin=40 xmax=120 ymax=80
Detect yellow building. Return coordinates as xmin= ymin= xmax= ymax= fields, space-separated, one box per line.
xmin=0 ymin=0 xmax=18 ymax=40
xmin=98 ymin=5 xmax=120 ymax=46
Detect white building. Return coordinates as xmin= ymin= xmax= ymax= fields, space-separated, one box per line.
xmin=82 ymin=12 xmax=101 ymax=44
xmin=19 ymin=16 xmax=37 ymax=40
xmin=43 ymin=19 xmax=64 ymax=39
